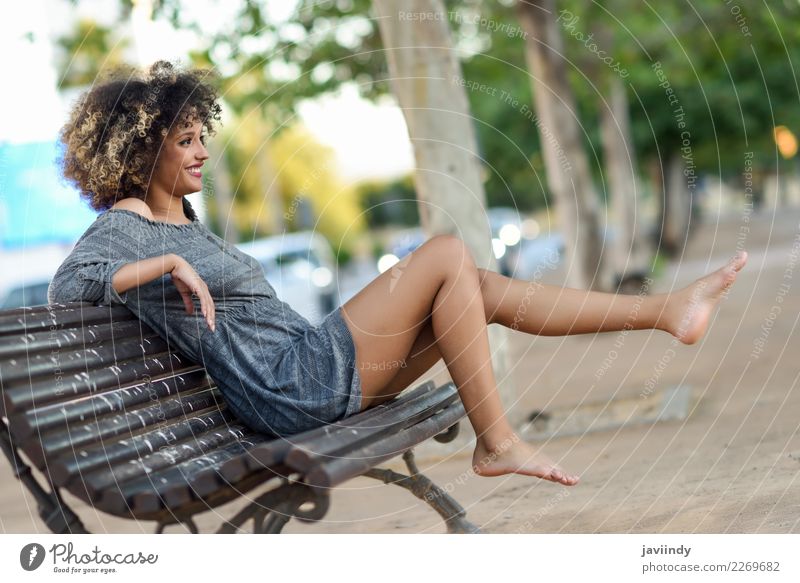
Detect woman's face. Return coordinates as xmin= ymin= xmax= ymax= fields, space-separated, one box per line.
xmin=149 ymin=116 xmax=210 ymax=197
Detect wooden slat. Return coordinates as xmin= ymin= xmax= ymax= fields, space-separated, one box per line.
xmin=305 ymin=401 xmax=466 ymax=489
xmin=242 ymin=380 xmax=437 ymax=470
xmin=18 ymin=387 xmax=225 ymax=469
xmin=0 ymin=303 xmax=134 ymax=336
xmin=283 ymin=382 xmax=459 ymax=472
xmin=50 ymin=408 xmax=238 ymax=490
xmin=0 ymin=319 xmax=147 ymax=359
xmin=80 ymin=423 xmax=251 ymax=501
xmin=188 ymin=435 xmax=282 ymax=499
xmin=97 ymin=436 xmax=273 ymax=515
xmin=155 ymin=435 xmax=277 ymax=511
xmin=4 ymin=352 xmax=200 ymax=417
xmin=10 ymin=368 xmax=211 ymax=441
xmin=0 ymin=333 xmax=166 ymax=385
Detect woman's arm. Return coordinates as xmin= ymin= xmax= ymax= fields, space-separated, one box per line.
xmin=112 ymin=253 xmax=216 ymax=332
xmin=111 ymin=253 xmax=179 ymax=294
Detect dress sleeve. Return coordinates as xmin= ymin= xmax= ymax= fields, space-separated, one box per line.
xmin=47 ymin=219 xmax=134 ymax=306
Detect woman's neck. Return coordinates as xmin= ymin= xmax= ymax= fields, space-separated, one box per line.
xmin=144 ymin=192 xmax=190 ymax=224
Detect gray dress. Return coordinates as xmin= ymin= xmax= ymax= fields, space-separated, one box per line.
xmin=47 ymin=197 xmax=363 ymax=437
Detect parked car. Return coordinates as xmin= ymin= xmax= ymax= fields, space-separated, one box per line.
xmin=376 ymin=227 xmax=427 ymax=273
xmin=487 ymin=207 xmax=525 ymax=276
xmin=377 ymin=209 xmax=534 ymax=277
xmin=0 ymin=244 xmax=71 ymax=309
xmin=0 ymin=279 xmax=51 ymax=309
xmin=236 ymin=231 xmax=339 ymax=324
xmin=517 ymin=233 xmax=564 ymax=278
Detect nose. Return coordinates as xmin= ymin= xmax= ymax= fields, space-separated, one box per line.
xmin=197 ymin=141 xmax=210 ymax=161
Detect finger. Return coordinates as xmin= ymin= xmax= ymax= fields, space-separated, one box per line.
xmin=180 ymin=290 xmax=195 ymax=315
xmin=193 ymin=282 xmax=212 ymax=328
xmin=193 ymin=285 xmax=206 ymax=318
xmin=204 ymin=286 xmax=216 ymax=331
xmin=205 ymin=283 xmax=216 ymax=327
xmin=200 ymin=287 xmax=215 ymax=331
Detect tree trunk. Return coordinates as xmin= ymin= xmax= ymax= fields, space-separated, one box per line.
xmin=599 ymin=75 xmax=651 ymax=287
xmin=372 ymin=0 xmax=492 ymax=258
xmin=516 ymin=0 xmax=608 ymax=290
xmin=660 ymin=153 xmax=693 ymax=256
xmin=372 ymin=0 xmax=521 ymax=429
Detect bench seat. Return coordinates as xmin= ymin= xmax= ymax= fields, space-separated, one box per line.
xmin=0 ymin=302 xmax=478 ymax=533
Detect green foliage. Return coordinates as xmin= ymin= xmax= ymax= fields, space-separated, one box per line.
xmin=558 ymin=0 xmax=800 ymax=177
xmin=62 ymin=0 xmax=800 ymax=214
xmin=334 ymin=245 xmax=352 ymax=266
xmin=54 ymin=18 xmax=130 ymax=87
xmin=357 ymin=176 xmax=420 ymax=228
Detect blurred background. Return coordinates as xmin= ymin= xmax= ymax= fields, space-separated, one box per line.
xmin=3 ymin=0 xmax=797 ymax=324
xmin=2 ymin=0 xmax=800 ymax=533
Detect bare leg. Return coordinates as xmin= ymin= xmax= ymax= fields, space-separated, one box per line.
xmin=469 ymin=250 xmax=748 ymax=480
xmin=373 ymin=249 xmax=750 ymax=403
xmin=340 ymin=234 xmax=579 ymax=485
xmin=477 ymin=250 xmax=748 ymax=340
xmin=346 ymin=248 xmax=748 ymax=484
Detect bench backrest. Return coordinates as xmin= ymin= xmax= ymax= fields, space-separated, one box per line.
xmin=0 ymin=302 xmax=464 ymax=523
xmin=0 ymin=302 xmax=279 ymax=519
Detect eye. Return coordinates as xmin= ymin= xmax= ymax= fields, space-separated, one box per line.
xmin=180 ymin=135 xmax=207 ymax=146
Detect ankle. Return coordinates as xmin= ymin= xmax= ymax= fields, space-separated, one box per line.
xmin=648 ymin=293 xmax=673 ymax=334
xmin=477 ymin=429 xmax=521 ymax=454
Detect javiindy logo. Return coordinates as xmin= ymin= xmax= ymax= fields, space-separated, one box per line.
xmin=20 ymin=543 xmax=46 ymax=571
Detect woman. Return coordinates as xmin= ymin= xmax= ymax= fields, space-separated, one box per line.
xmin=49 ymin=60 xmax=747 ymax=488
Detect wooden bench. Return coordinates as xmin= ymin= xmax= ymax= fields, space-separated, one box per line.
xmin=0 ymin=302 xmax=480 ymax=534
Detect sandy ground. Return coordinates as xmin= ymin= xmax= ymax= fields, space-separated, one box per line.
xmin=2 ymin=206 xmax=799 ymax=534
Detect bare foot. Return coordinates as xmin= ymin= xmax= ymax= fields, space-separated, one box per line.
xmin=472 ymin=435 xmax=580 ymax=486
xmin=666 ymin=250 xmax=748 ymax=345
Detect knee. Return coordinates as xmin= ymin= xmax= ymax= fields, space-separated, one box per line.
xmin=476 ymin=267 xmax=496 ymax=325
xmin=427 ymin=234 xmax=479 ymax=274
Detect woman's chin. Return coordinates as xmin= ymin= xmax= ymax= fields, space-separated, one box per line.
xmin=177 ymin=182 xmax=202 ymax=196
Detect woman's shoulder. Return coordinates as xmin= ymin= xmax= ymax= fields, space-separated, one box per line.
xmin=107 ymin=198 xmax=156 ymax=221
xmin=77 ymin=199 xmax=161 ymax=245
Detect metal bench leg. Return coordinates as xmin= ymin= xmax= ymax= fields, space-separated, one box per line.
xmin=155 ymin=516 xmax=199 ymax=534
xmin=1 ymin=421 xmax=88 ymax=534
xmin=256 ymin=502 xmax=294 ymax=534
xmin=363 ymin=449 xmax=481 ymax=534
xmin=218 ymin=480 xmax=328 ymax=534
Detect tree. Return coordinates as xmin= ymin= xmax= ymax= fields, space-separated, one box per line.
xmin=517 ymin=0 xmax=609 ymax=290
xmin=621 ymin=1 xmax=800 ymax=253
xmin=558 ymin=0 xmax=651 ymax=287
xmin=599 ymin=74 xmax=651 ymax=287
xmin=371 ymin=0 xmax=520 ymax=427
xmin=54 ymin=18 xmax=131 ymax=87
xmin=63 ymin=0 xmax=800 ymax=258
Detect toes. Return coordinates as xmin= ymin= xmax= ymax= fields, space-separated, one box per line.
xmin=559 ymin=473 xmax=578 ymax=485
xmin=548 ymin=467 xmax=581 ymax=486
xmin=735 ymin=250 xmax=748 ymax=269
xmin=730 ymin=251 xmax=748 ymax=271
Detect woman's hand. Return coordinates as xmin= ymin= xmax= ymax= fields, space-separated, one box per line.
xmin=169 ymin=255 xmax=216 ymax=332
xmin=110 ymin=254 xmax=215 ymax=332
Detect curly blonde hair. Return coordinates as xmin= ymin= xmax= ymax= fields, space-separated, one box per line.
xmin=57 ymin=60 xmax=222 ymax=211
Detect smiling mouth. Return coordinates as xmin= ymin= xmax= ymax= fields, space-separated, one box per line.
xmin=186 ymin=167 xmax=202 ymax=178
